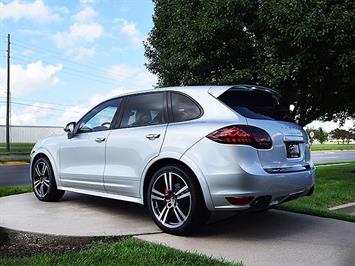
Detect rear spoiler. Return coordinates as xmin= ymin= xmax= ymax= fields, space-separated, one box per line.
xmin=208 ymin=85 xmax=280 ymax=100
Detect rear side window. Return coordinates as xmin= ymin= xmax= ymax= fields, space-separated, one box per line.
xmin=218 ymin=89 xmax=292 ymax=121
xmin=171 ymin=93 xmax=201 ymax=122
xmin=120 ymin=93 xmax=165 ymax=128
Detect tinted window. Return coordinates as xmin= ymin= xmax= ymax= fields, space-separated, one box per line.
xmin=77 ymin=98 xmax=122 ymax=133
xmin=171 ymin=93 xmax=201 ymax=122
xmin=120 ymin=93 xmax=165 ymax=128
xmin=218 ymin=89 xmax=292 ymax=121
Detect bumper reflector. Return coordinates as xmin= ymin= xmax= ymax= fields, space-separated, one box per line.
xmin=226 ymin=196 xmax=254 ymax=206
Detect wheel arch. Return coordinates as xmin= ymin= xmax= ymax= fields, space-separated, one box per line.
xmin=141 ymin=157 xmax=213 ymax=210
xmin=31 ymin=149 xmax=61 ymax=186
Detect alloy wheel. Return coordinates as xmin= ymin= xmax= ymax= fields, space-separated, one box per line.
xmin=150 ymin=171 xmax=191 ymax=228
xmin=33 ymin=161 xmax=50 ymax=197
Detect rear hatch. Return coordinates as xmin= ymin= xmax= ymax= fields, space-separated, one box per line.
xmin=211 ymin=85 xmax=311 ymax=172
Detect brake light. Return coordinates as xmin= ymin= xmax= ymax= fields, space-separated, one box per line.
xmin=206 ymin=125 xmax=272 ymax=149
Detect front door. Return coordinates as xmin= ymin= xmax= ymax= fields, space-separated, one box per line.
xmin=59 ymin=98 xmax=122 ymax=192
xmin=104 ymin=92 xmax=167 ymax=198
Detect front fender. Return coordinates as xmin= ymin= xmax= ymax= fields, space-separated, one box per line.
xmin=31 ymin=148 xmax=62 ymax=187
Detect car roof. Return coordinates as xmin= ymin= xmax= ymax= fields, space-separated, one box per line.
xmin=106 ymin=84 xmax=278 ymax=101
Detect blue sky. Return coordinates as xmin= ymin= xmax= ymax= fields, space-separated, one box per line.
xmin=0 ymin=0 xmax=156 ymax=126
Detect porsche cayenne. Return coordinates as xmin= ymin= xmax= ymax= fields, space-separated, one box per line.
xmin=30 ymin=85 xmax=315 ymax=235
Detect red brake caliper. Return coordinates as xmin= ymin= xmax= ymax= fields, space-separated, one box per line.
xmin=164 ymin=187 xmax=169 ymax=205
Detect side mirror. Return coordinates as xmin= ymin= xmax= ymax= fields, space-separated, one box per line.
xmin=64 ymin=122 xmax=76 ymax=139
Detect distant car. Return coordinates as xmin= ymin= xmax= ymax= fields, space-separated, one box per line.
xmin=30 ymin=85 xmax=315 ymax=235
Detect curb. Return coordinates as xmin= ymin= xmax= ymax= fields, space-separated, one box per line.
xmin=0 ymin=161 xmax=30 ymax=166
xmin=329 ymin=202 xmax=355 ymax=211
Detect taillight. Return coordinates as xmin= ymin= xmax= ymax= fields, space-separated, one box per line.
xmin=206 ymin=125 xmax=272 ymax=149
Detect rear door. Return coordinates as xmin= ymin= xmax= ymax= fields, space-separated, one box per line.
xmin=104 ymin=92 xmax=168 ymax=198
xmin=215 ymin=86 xmax=310 ymax=172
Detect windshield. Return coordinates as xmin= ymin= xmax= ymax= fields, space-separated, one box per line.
xmin=218 ymin=89 xmax=293 ymax=121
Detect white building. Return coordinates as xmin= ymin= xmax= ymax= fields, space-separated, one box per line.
xmin=0 ymin=125 xmax=63 ymax=143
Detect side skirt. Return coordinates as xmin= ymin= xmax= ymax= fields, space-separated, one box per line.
xmin=57 ymin=186 xmax=144 ymax=205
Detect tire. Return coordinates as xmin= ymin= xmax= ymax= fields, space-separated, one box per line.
xmin=147 ymin=164 xmax=210 ymax=235
xmin=32 ymin=157 xmax=65 ymax=202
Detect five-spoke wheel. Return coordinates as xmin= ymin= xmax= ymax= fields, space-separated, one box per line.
xmin=147 ymin=165 xmax=209 ymax=235
xmin=32 ymin=157 xmax=64 ymax=201
xmin=33 ymin=160 xmax=50 ymax=198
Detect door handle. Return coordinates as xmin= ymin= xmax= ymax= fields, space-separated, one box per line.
xmin=95 ymin=137 xmax=106 ymax=143
xmin=146 ymin=134 xmax=160 ymax=140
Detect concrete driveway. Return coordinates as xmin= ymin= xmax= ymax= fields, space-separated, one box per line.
xmin=0 ymin=192 xmax=354 ymax=265
xmin=0 ymin=192 xmax=160 ymax=236
xmin=138 ymin=211 xmax=355 ymax=266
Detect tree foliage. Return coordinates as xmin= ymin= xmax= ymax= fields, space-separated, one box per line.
xmin=315 ymin=127 xmax=328 ymax=144
xmin=145 ymin=0 xmax=355 ymax=126
xmin=330 ymin=128 xmax=354 ymax=144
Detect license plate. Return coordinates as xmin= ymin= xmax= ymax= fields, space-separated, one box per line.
xmin=286 ymin=142 xmax=300 ymax=158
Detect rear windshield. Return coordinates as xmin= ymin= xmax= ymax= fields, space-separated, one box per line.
xmin=218 ymin=89 xmax=292 ymax=121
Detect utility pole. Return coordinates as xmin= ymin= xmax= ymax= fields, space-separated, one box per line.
xmin=6 ymin=34 xmax=10 ymax=152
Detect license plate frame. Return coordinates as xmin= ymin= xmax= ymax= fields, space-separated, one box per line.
xmin=286 ymin=142 xmax=300 ymax=158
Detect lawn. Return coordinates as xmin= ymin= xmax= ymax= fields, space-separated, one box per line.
xmin=311 ymin=143 xmax=355 ymax=151
xmin=0 ymin=237 xmax=239 ymax=266
xmin=0 ymin=186 xmax=32 ymax=197
xmin=0 ymin=143 xmax=35 ymax=154
xmin=278 ymin=162 xmax=355 ymax=222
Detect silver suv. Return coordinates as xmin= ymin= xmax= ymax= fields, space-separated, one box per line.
xmin=30 ymin=85 xmax=315 ymax=235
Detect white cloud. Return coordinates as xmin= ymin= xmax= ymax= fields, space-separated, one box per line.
xmin=80 ymin=0 xmax=96 ymax=4
xmin=71 ymin=46 xmax=96 ymax=60
xmin=306 ymin=119 xmax=354 ymax=132
xmin=115 ymin=18 xmax=144 ymax=45
xmin=72 ymin=6 xmax=97 ymax=23
xmin=57 ymin=87 xmax=131 ymax=125
xmin=0 ymin=61 xmax=62 ymax=97
xmin=53 ymin=6 xmax=103 ymax=59
xmin=0 ymin=0 xmax=62 ymax=23
xmin=0 ymin=103 xmax=52 ymax=125
xmin=107 ymin=64 xmax=138 ymax=82
xmin=107 ymin=64 xmax=157 ymax=88
xmin=54 ymin=22 xmax=103 ymax=48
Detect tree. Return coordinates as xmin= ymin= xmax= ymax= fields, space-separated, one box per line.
xmin=145 ymin=0 xmax=355 ymax=126
xmin=315 ymin=127 xmax=328 ymax=144
xmin=330 ymin=128 xmax=350 ymax=144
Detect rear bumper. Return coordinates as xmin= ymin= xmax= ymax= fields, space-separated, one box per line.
xmin=210 ymin=167 xmax=315 ymax=210
xmin=182 ymin=138 xmax=315 ymax=211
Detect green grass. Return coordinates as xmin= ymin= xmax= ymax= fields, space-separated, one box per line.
xmin=279 ymin=162 xmax=355 ymax=222
xmin=0 ymin=186 xmax=32 ymax=197
xmin=311 ymin=143 xmax=355 ymax=151
xmin=0 ymin=236 xmax=239 ymax=266
xmin=0 ymin=143 xmax=35 ymax=154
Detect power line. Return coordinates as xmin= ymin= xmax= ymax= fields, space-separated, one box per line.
xmin=10 ymin=52 xmax=120 ymax=85
xmin=0 ymin=100 xmax=82 ymax=113
xmin=11 ymin=39 xmax=111 ymax=74
xmin=11 ymin=55 xmax=120 ymax=87
xmin=0 ymin=96 xmax=76 ymax=107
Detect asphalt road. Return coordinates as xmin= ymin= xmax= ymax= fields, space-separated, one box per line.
xmin=311 ymin=151 xmax=355 ymax=163
xmin=0 ymin=164 xmax=30 ymax=187
xmin=0 ymin=151 xmax=354 ymax=187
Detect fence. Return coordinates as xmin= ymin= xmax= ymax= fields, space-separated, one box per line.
xmin=0 ymin=125 xmax=63 ymax=143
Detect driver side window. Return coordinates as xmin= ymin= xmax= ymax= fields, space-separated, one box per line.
xmin=77 ymin=98 xmax=122 ymax=133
